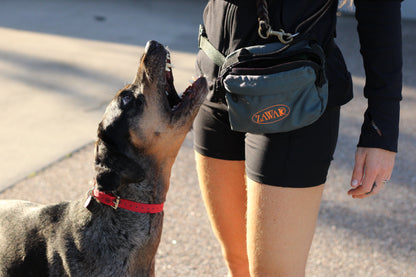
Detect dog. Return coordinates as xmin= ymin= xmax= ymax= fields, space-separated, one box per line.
xmin=0 ymin=40 xmax=208 ymax=276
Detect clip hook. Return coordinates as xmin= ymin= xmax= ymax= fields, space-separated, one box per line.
xmin=271 ymin=29 xmax=299 ymax=44
xmin=258 ymin=21 xmax=271 ymax=39
xmin=258 ymin=25 xmax=299 ymax=44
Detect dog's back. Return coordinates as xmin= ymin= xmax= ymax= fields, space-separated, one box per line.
xmin=0 ymin=200 xmax=58 ymax=276
xmin=0 ymin=199 xmax=163 ymax=276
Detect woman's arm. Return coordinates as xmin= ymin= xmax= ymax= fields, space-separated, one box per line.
xmin=348 ymin=0 xmax=403 ymax=198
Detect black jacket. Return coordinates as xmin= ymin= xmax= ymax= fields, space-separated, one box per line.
xmin=196 ymin=0 xmax=403 ymax=152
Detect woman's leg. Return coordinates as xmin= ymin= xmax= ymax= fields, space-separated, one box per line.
xmin=195 ymin=152 xmax=249 ymax=277
xmin=246 ymin=179 xmax=325 ymax=277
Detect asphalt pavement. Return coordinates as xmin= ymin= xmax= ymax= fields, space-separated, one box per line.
xmin=0 ymin=1 xmax=415 ymax=276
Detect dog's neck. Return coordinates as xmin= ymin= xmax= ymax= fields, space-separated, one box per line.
xmin=118 ymin=151 xmax=177 ymax=206
xmin=93 ymin=137 xmax=171 ymax=204
xmin=113 ymin=177 xmax=167 ymax=206
xmin=94 ymin=160 xmax=170 ymax=206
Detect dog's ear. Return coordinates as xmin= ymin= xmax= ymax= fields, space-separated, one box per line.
xmin=95 ymin=169 xmax=120 ymax=192
xmin=94 ymin=141 xmax=121 ymax=191
xmin=94 ymin=140 xmax=145 ymax=192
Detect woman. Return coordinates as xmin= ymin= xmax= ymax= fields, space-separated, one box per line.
xmin=193 ymin=0 xmax=402 ymax=276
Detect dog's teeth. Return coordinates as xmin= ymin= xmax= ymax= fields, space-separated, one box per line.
xmin=165 ymin=63 xmax=174 ymax=72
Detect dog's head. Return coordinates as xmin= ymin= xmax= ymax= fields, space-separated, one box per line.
xmin=95 ymin=40 xmax=208 ymax=192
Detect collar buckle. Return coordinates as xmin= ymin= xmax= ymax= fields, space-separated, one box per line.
xmin=112 ymin=195 xmax=121 ymax=210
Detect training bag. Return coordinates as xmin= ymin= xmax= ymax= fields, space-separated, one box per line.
xmin=199 ymin=0 xmax=332 ymax=134
xmin=219 ymin=39 xmax=327 ymax=133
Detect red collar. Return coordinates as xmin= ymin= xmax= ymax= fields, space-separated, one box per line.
xmin=86 ymin=187 xmax=164 ymax=214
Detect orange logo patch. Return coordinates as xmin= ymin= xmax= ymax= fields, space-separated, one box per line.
xmin=251 ymin=104 xmax=290 ymax=125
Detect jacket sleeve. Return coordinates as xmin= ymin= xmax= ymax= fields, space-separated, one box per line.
xmin=354 ymin=0 xmax=403 ymax=152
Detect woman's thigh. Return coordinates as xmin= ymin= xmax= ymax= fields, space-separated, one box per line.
xmin=195 ymin=153 xmax=249 ymax=272
xmin=246 ymin=179 xmax=325 ymax=277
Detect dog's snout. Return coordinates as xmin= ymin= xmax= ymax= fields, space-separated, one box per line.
xmin=144 ymin=40 xmax=164 ymax=54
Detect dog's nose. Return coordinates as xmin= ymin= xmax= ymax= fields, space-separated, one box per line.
xmin=144 ymin=40 xmax=163 ymax=54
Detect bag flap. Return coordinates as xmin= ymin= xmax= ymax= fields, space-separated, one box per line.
xmin=223 ymin=66 xmax=317 ymax=96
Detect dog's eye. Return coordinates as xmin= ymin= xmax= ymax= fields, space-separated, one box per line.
xmin=121 ymin=94 xmax=133 ymax=106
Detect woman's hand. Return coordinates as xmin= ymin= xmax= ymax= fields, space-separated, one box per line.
xmin=348 ymin=147 xmax=396 ymax=199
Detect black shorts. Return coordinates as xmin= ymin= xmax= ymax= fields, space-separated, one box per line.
xmin=193 ymin=102 xmax=340 ymax=188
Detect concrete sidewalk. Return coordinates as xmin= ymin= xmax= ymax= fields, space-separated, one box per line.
xmin=0 ymin=0 xmax=205 ymax=190
xmin=0 ymin=1 xmax=415 ymax=276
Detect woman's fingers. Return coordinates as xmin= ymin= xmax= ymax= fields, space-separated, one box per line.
xmin=348 ymin=147 xmax=395 ymax=199
xmin=350 ymin=148 xmax=366 ymax=189
xmin=351 ymin=176 xmax=388 ymax=199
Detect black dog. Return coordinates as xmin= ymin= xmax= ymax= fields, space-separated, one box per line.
xmin=0 ymin=40 xmax=208 ymax=276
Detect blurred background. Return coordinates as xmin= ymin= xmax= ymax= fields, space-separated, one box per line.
xmin=0 ymin=1 xmax=415 ymax=276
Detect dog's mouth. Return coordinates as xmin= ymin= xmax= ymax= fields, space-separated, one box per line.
xmin=164 ymin=52 xmax=182 ymax=112
xmin=141 ymin=40 xmax=207 ymax=118
xmin=164 ymin=51 xmax=206 ymax=116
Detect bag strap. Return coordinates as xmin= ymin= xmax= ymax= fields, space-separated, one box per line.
xmin=198 ymin=0 xmax=333 ymax=66
xmin=257 ymin=0 xmax=333 ymax=43
xmin=198 ymin=24 xmax=226 ymax=67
